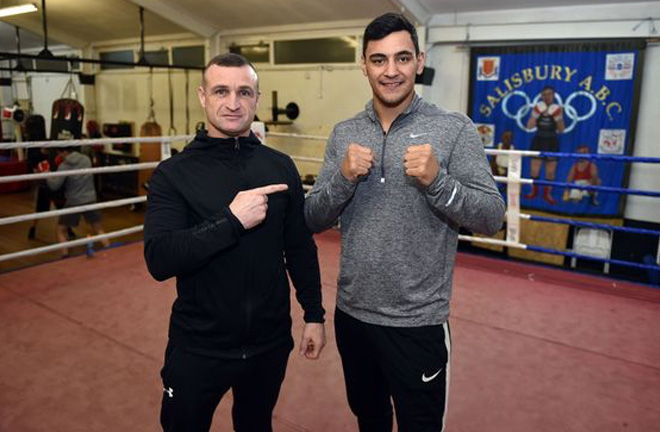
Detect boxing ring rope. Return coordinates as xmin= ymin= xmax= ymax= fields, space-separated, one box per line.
xmin=0 ymin=163 xmax=160 ymax=184
xmin=0 ymin=135 xmax=192 ymax=150
xmin=519 ymin=213 xmax=660 ymax=237
xmin=0 ymin=197 xmax=147 ymax=226
xmin=0 ymin=227 xmax=144 ymax=263
xmin=1 ymin=133 xmax=659 ymax=274
xmin=0 ymin=135 xmax=190 ymax=263
xmin=491 ymin=176 xmax=660 ymax=198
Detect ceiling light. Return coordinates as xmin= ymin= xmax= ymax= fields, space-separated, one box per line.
xmin=0 ymin=4 xmax=38 ymax=19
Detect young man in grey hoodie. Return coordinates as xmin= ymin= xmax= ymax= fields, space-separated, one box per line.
xmin=305 ymin=13 xmax=505 ymax=432
xmin=45 ymin=147 xmax=109 ymax=256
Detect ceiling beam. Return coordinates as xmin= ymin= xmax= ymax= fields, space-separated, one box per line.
xmin=127 ymin=0 xmax=217 ymax=38
xmin=389 ymin=0 xmax=432 ymax=26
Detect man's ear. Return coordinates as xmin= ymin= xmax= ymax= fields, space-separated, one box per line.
xmin=360 ymin=56 xmax=367 ymax=77
xmin=197 ymin=86 xmax=206 ymax=108
xmin=416 ymin=52 xmax=426 ymax=75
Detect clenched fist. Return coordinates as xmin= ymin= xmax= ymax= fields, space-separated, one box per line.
xmin=404 ymin=144 xmax=440 ymax=187
xmin=341 ymin=143 xmax=373 ymax=182
xmin=229 ymin=184 xmax=288 ymax=230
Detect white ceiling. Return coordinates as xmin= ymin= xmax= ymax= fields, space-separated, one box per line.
xmin=0 ymin=0 xmax=188 ymax=50
xmin=418 ymin=0 xmax=650 ymax=13
xmin=0 ymin=0 xmax=655 ymax=52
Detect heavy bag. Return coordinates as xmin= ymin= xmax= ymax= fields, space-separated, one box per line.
xmin=50 ymin=98 xmax=84 ymax=140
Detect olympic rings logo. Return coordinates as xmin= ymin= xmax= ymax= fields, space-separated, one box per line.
xmin=501 ymin=90 xmax=597 ymax=134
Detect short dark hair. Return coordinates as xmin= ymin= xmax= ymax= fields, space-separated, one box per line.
xmin=363 ymin=13 xmax=419 ymax=57
xmin=542 ymin=85 xmax=555 ymax=93
xmin=202 ymin=53 xmax=258 ymax=87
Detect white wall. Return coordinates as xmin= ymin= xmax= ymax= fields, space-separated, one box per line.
xmin=95 ymin=69 xmax=204 ymax=151
xmin=253 ymin=65 xmax=371 ymax=176
xmin=423 ymin=1 xmax=660 ymax=223
xmin=627 ymin=43 xmax=660 ymax=222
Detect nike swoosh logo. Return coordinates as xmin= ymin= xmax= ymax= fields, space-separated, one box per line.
xmin=421 ymin=368 xmax=443 ymax=383
xmin=410 ymin=132 xmax=428 ymax=138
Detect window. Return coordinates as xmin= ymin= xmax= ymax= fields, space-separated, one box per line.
xmin=274 ymin=37 xmax=357 ymax=64
xmin=144 ymin=49 xmax=169 ymax=66
xmin=172 ymin=45 xmax=205 ymax=67
xmin=229 ymin=44 xmax=270 ymax=63
xmin=35 ymin=58 xmax=68 ymax=72
xmin=35 ymin=56 xmax=79 ymax=72
xmin=100 ymin=50 xmax=135 ymax=70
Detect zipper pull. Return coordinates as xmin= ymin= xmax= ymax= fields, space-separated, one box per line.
xmin=234 ymin=137 xmax=240 ymax=150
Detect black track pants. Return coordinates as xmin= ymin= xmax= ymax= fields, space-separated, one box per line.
xmin=160 ymin=343 xmax=290 ymax=432
xmin=335 ymin=308 xmax=451 ymax=432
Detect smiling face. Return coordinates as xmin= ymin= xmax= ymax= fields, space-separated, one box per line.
xmin=197 ymin=64 xmax=260 ymax=138
xmin=361 ymin=30 xmax=425 ymax=111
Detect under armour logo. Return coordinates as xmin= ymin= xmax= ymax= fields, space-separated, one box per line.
xmin=164 ymin=387 xmax=174 ymax=398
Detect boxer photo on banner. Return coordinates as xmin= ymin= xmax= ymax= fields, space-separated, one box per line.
xmin=468 ymin=41 xmax=645 ymax=217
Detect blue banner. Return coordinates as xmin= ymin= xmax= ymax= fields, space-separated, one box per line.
xmin=469 ymin=43 xmax=643 ymax=216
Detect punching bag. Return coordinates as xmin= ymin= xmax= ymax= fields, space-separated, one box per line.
xmin=50 ymin=98 xmax=84 ymax=140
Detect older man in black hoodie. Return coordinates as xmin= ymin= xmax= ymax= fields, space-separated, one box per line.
xmin=144 ymin=53 xmax=325 ymax=432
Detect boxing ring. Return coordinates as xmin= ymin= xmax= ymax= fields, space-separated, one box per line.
xmin=1 ymin=134 xmax=660 ymax=431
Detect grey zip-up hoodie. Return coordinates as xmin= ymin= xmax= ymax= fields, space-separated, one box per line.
xmin=305 ymin=94 xmax=505 ymax=327
xmin=47 ymin=151 xmax=97 ymax=206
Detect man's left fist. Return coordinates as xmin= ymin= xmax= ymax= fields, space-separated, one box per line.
xmin=404 ymin=144 xmax=440 ymax=187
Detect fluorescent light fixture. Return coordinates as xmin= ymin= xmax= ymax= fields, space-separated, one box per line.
xmin=0 ymin=4 xmax=38 ymax=18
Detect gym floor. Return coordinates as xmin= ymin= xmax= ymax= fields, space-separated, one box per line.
xmin=1 ymin=230 xmax=659 ymax=431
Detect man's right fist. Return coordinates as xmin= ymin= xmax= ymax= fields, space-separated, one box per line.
xmin=340 ymin=143 xmax=373 ymax=182
xmin=229 ymin=184 xmax=288 ymax=230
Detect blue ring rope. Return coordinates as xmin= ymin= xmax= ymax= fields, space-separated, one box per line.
xmin=536 ymin=152 xmax=660 ymax=163
xmin=526 ymin=245 xmax=660 ymax=272
xmin=526 ymin=214 xmax=660 ymax=237
xmin=531 ymin=179 xmax=660 ymax=197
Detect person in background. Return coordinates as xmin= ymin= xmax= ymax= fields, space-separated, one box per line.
xmin=37 ymin=146 xmax=109 ymax=257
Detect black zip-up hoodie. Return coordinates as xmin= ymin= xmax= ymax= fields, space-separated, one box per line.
xmin=144 ymin=130 xmax=324 ymax=359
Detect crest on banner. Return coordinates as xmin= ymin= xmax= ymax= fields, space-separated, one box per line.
xmin=477 ymin=57 xmax=500 ymax=81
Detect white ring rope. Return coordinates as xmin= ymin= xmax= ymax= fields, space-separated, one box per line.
xmin=486 ymin=149 xmax=542 ymax=157
xmin=0 ymin=197 xmax=146 ymax=227
xmin=458 ymin=235 xmax=527 ymax=249
xmin=0 ymin=135 xmax=193 ymax=150
xmin=494 ymin=176 xmax=534 ymax=185
xmin=0 ymin=162 xmax=160 ymax=184
xmin=291 ymin=156 xmax=324 ymax=163
xmin=0 ymin=226 xmax=144 ymax=263
xmin=266 ymin=132 xmax=328 ymax=141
